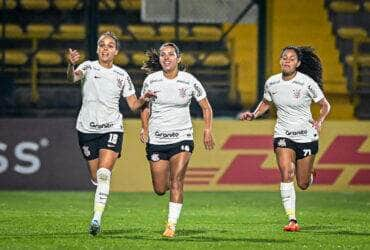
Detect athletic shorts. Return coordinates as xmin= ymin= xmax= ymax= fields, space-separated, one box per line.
xmin=273 ymin=137 xmax=318 ymax=160
xmin=146 ymin=140 xmax=194 ymax=162
xmin=77 ymin=131 xmax=123 ymax=161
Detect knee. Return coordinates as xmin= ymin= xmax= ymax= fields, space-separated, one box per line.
xmin=297 ymin=181 xmax=309 ymax=190
xmin=154 ymin=188 xmax=166 ymax=196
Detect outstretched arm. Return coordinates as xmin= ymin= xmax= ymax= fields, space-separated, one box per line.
xmin=198 ymin=98 xmax=215 ymax=150
xmin=126 ymin=91 xmax=156 ymax=112
xmin=239 ymin=99 xmax=271 ymax=121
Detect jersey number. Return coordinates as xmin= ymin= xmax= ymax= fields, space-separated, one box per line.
xmin=108 ymin=133 xmax=118 ymax=145
xmin=303 ymin=149 xmax=311 ymax=157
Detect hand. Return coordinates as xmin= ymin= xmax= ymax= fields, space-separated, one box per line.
xmin=142 ymin=91 xmax=157 ymax=102
xmin=68 ymin=48 xmax=80 ymax=65
xmin=203 ymin=129 xmax=215 ymax=150
xmin=140 ymin=128 xmax=149 ymax=143
xmin=239 ymin=111 xmax=255 ymax=121
xmin=310 ymin=119 xmax=323 ymax=132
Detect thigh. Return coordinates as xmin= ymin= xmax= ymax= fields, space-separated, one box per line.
xmin=296 ymin=154 xmax=315 ymax=183
xmin=169 ymin=152 xmax=192 ymax=181
xmin=150 ymin=160 xmax=170 ymax=186
xmin=98 ymin=149 xmax=119 ymax=171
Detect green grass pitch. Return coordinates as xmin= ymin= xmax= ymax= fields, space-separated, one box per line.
xmin=0 ymin=191 xmax=369 ymax=249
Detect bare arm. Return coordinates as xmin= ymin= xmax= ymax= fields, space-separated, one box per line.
xmin=126 ymin=91 xmax=156 ymax=112
xmin=66 ymin=48 xmax=83 ymax=83
xmin=140 ymin=105 xmax=150 ymax=143
xmin=312 ymin=97 xmax=331 ymax=131
xmin=239 ymin=99 xmax=271 ymax=121
xmin=198 ymin=97 xmax=215 ymax=150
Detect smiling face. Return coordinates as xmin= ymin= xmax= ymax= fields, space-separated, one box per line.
xmin=159 ymin=45 xmax=181 ymax=74
xmin=97 ymin=35 xmax=118 ymax=65
xmin=280 ymin=49 xmax=301 ymax=76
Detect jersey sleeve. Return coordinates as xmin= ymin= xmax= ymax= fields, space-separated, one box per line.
xmin=140 ymin=75 xmax=151 ymax=97
xmin=75 ymin=60 xmax=91 ymax=78
xmin=263 ymin=80 xmax=272 ymax=102
xmin=121 ymin=73 xmax=136 ymax=97
xmin=307 ymin=79 xmax=324 ymax=103
xmin=191 ymin=75 xmax=207 ymax=101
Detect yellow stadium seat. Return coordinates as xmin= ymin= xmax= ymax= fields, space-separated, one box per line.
xmin=5 ymin=50 xmax=28 ymax=65
xmin=98 ymin=24 xmax=123 ymax=37
xmin=114 ymin=52 xmax=129 ymax=66
xmin=158 ymin=25 xmax=189 ymax=40
xmin=364 ymin=2 xmax=370 ymax=12
xmin=54 ymin=24 xmax=86 ymax=40
xmin=192 ymin=26 xmax=222 ymax=41
xmin=21 ymin=0 xmax=50 ymax=10
xmin=54 ymin=0 xmax=82 ymax=10
xmin=99 ymin=0 xmax=116 ymax=9
xmin=180 ymin=53 xmax=196 ymax=66
xmin=120 ymin=0 xmax=140 ymax=10
xmin=127 ymin=25 xmax=156 ymax=40
xmin=201 ymin=52 xmax=230 ymax=67
xmin=0 ymin=24 xmax=24 ymax=39
xmin=337 ymin=27 xmax=368 ymax=40
xmin=36 ymin=50 xmax=62 ymax=65
xmin=345 ymin=54 xmax=370 ymax=67
xmin=329 ymin=1 xmax=360 ymax=13
xmin=26 ymin=24 xmax=54 ymax=39
xmin=0 ymin=0 xmax=17 ymax=9
xmin=131 ymin=52 xmax=148 ymax=66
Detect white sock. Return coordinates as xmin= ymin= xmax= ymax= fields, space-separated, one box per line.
xmin=92 ymin=168 xmax=111 ymax=224
xmin=280 ymin=182 xmax=296 ymax=221
xmin=168 ymin=202 xmax=183 ymax=229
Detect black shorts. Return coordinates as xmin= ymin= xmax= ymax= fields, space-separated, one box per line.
xmin=146 ymin=140 xmax=194 ymax=162
xmin=273 ymin=137 xmax=318 ymax=160
xmin=78 ymin=131 xmax=123 ymax=161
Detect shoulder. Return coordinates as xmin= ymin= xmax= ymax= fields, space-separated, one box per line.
xmin=296 ymin=72 xmax=317 ymax=86
xmin=265 ymin=73 xmax=281 ymax=86
xmin=144 ymin=71 xmax=163 ymax=84
xmin=112 ymin=65 xmax=129 ymax=78
xmin=78 ymin=60 xmax=92 ymax=69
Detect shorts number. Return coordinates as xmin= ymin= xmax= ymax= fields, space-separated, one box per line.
xmin=303 ymin=149 xmax=311 ymax=157
xmin=108 ymin=133 xmax=118 ymax=145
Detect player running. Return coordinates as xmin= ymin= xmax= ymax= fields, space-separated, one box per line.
xmin=239 ymin=46 xmax=331 ymax=231
xmin=67 ymin=31 xmax=154 ymax=236
xmin=140 ymin=42 xmax=215 ymax=238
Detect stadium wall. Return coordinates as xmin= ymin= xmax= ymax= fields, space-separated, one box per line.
xmin=0 ymin=119 xmax=369 ymax=191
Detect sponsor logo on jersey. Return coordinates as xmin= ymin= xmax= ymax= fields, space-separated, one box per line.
xmin=177 ymin=79 xmax=190 ymax=85
xmin=292 ymin=80 xmax=304 ymax=86
xmin=285 ymin=129 xmax=308 ymax=136
xmin=269 ymin=80 xmax=280 ymax=86
xmin=150 ymin=79 xmax=163 ymax=83
xmin=90 ymin=122 xmax=114 ymax=129
xmin=178 ymin=88 xmax=187 ymax=98
xmin=155 ymin=131 xmax=179 ymax=139
xmin=292 ymin=89 xmax=301 ymax=99
xmin=151 ymin=153 xmax=160 ymax=162
xmin=277 ymin=138 xmax=286 ymax=147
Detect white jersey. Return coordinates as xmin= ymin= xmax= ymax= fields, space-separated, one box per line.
xmin=141 ymin=71 xmax=207 ymax=145
xmin=75 ymin=60 xmax=136 ymax=133
xmin=263 ymin=72 xmax=325 ymax=143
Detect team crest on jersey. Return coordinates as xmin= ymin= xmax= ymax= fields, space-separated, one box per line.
xmin=178 ymin=88 xmax=187 ymax=98
xmin=151 ymin=153 xmax=160 ymax=162
xmin=82 ymin=146 xmax=91 ymax=157
xmin=292 ymin=89 xmax=301 ymax=99
xmin=277 ymin=139 xmax=286 ymax=147
xmin=116 ymin=78 xmax=123 ymax=88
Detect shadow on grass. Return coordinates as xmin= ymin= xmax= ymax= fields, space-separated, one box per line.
xmin=301 ymin=226 xmax=370 ymax=236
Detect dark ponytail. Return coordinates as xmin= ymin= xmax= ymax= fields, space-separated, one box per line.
xmin=281 ymin=46 xmax=323 ymax=90
xmin=141 ymin=42 xmax=186 ymax=75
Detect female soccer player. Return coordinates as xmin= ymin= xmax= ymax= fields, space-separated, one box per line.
xmin=140 ymin=43 xmax=215 ymax=238
xmin=239 ymin=46 xmax=331 ymax=232
xmin=67 ymin=31 xmax=154 ymax=236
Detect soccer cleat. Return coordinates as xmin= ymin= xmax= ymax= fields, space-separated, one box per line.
xmin=89 ymin=220 xmax=101 ymax=236
xmin=162 ymin=223 xmax=176 ymax=238
xmin=283 ymin=220 xmax=300 ymax=232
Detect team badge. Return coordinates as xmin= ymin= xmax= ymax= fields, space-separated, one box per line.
xmin=278 ymin=139 xmax=286 ymax=147
xmin=82 ymin=146 xmax=91 ymax=157
xmin=151 ymin=153 xmax=160 ymax=162
xmin=178 ymin=88 xmax=187 ymax=98
xmin=292 ymin=89 xmax=301 ymax=99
